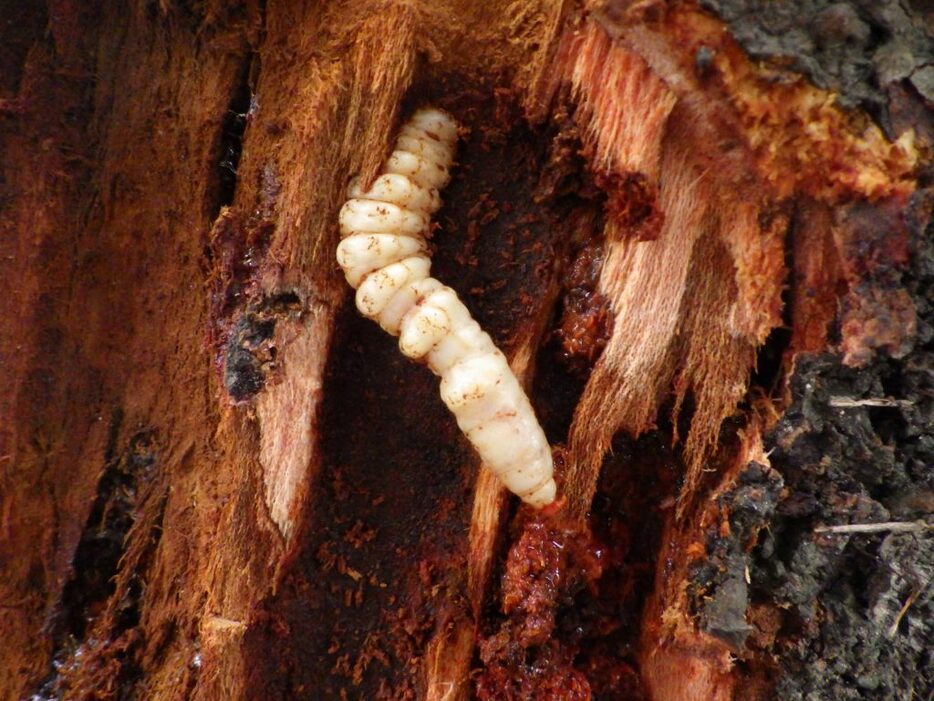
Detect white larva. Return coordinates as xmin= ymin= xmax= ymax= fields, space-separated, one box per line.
xmin=336 ymin=107 xmax=557 ymax=508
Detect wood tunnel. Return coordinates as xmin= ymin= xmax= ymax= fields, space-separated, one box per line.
xmin=2 ymin=0 xmax=931 ymax=699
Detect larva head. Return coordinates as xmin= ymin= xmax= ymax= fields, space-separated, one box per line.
xmin=408 ymin=108 xmax=458 ymax=146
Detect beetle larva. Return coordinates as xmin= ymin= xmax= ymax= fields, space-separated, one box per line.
xmin=336 ymin=107 xmax=557 ymax=508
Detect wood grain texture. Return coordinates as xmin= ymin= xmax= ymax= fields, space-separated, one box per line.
xmin=1 ymin=0 xmax=928 ymax=699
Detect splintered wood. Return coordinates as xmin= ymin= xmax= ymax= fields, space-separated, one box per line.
xmin=546 ymin=10 xmax=920 ymax=520
xmin=546 ymin=19 xmax=786 ymax=518
xmin=250 ymin=4 xmax=420 ymax=542
xmin=559 ymin=21 xmax=675 ymax=182
xmin=539 ymin=5 xmax=922 ymax=701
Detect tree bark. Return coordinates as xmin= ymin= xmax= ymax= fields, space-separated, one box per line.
xmin=1 ymin=1 xmax=931 ymax=700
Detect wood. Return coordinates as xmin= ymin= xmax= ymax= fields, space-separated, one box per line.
xmin=2 ymin=1 xmax=931 ymax=699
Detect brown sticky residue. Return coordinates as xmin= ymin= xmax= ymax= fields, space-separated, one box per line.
xmin=478 ymin=437 xmax=677 ymax=700
xmin=502 ymin=519 xmax=597 ymax=644
xmin=477 ymin=508 xmax=602 ymax=699
xmin=206 ymin=163 xmax=280 ymax=381
xmin=555 ymin=242 xmax=613 ymax=374
xmin=477 ymin=642 xmax=591 ymax=701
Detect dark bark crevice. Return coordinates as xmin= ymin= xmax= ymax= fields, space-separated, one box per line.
xmin=700 ymin=0 xmax=934 ymax=141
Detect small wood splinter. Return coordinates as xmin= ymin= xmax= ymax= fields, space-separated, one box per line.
xmin=336 ymin=107 xmax=557 ymax=507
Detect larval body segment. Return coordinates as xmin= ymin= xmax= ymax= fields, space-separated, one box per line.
xmin=335 ymin=107 xmax=556 ymax=508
